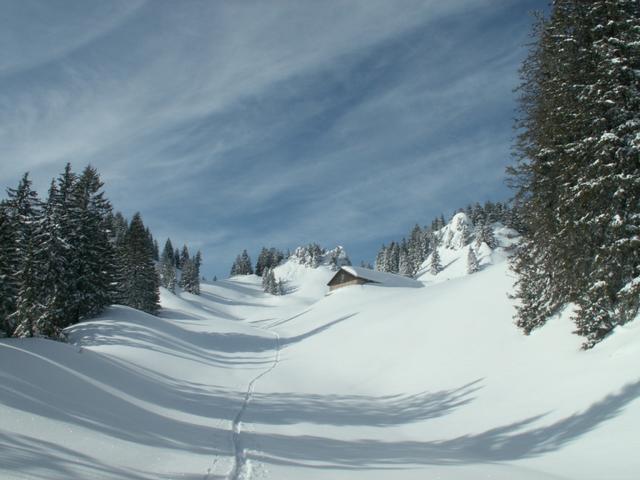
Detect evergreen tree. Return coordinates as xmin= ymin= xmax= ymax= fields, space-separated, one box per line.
xmin=109 ymin=212 xmax=128 ymax=247
xmin=475 ymin=222 xmax=497 ymax=249
xmin=509 ymin=1 xmax=640 ymax=347
xmin=159 ymin=240 xmax=177 ymax=293
xmin=255 ymin=247 xmax=270 ymax=276
xmin=10 ymin=240 xmax=43 ymax=338
xmin=0 ymin=204 xmax=16 ymax=335
xmin=3 ymin=173 xmax=41 ymax=335
xmin=230 ymin=254 xmax=241 ymax=276
xmin=71 ymin=165 xmax=115 ymax=322
xmin=407 ymin=224 xmax=424 ymax=276
xmin=194 ymin=250 xmax=202 ymax=278
xmin=174 ymin=247 xmax=181 ymax=269
xmin=467 ymin=247 xmax=480 ymax=274
xmin=162 ymin=239 xmax=175 ymax=266
xmin=231 ymin=249 xmax=253 ymax=275
xmin=180 ymin=245 xmax=190 ymax=270
xmin=29 ymin=179 xmax=74 ymax=333
xmin=430 ymin=247 xmax=442 ymax=275
xmin=117 ymin=212 xmax=160 ymax=314
xmin=180 ymin=250 xmax=201 ymax=295
xmin=160 ymin=255 xmax=177 ymax=293
xmin=375 ymin=245 xmax=386 ymax=271
xmin=262 ymin=267 xmax=284 ymax=295
xmin=387 ymin=242 xmax=400 ymax=273
xmin=398 ymin=239 xmax=412 ymax=276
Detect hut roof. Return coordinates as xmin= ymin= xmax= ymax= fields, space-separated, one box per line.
xmin=328 ymin=266 xmax=423 ymax=288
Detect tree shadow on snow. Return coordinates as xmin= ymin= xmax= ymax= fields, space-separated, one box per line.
xmin=245 ymin=379 xmax=640 ymax=469
xmin=244 ymin=379 xmax=482 ymax=426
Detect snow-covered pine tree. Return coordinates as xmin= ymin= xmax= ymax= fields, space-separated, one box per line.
xmin=180 ymin=245 xmax=190 ymax=272
xmin=178 ymin=245 xmax=190 ymax=288
xmin=29 ymin=179 xmax=74 ymax=334
xmin=262 ymin=267 xmax=283 ymax=295
xmin=239 ymin=249 xmax=253 ymax=275
xmin=161 ymin=255 xmax=177 ymax=293
xmin=467 ymin=247 xmax=479 ymax=274
xmin=10 ymin=239 xmax=43 ymax=338
xmin=117 ymin=212 xmax=160 ymax=314
xmin=3 ymin=173 xmax=41 ymax=335
xmin=193 ymin=250 xmax=202 ymax=293
xmin=475 ymin=221 xmax=497 ymax=249
xmin=0 ymin=204 xmax=16 ymax=335
xmin=71 ymin=165 xmax=116 ymax=323
xmin=387 ymin=242 xmax=400 ymax=273
xmin=407 ymin=224 xmax=424 ymax=276
xmin=566 ymin=1 xmax=640 ymax=347
xmin=162 ymin=239 xmax=175 ymax=266
xmin=374 ymin=245 xmax=386 ymax=272
xmin=181 ymin=258 xmax=194 ymax=291
xmin=159 ymin=241 xmax=177 ymax=293
xmin=509 ymin=0 xmax=640 ymax=347
xmin=262 ymin=267 xmax=273 ymax=291
xmin=180 ymin=251 xmax=201 ymax=295
xmin=255 ymin=247 xmax=269 ymax=276
xmin=174 ymin=247 xmax=181 ymax=269
xmin=109 ymin=212 xmax=128 ymax=247
xmin=230 ymin=255 xmax=240 ymax=276
xmin=398 ymin=239 xmax=412 ymax=276
xmin=430 ymin=247 xmax=442 ymax=275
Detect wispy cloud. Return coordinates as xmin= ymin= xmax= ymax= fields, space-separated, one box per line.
xmin=0 ymin=0 xmax=546 ymax=274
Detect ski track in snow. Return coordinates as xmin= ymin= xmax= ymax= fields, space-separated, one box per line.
xmin=227 ymin=328 xmax=281 ymax=480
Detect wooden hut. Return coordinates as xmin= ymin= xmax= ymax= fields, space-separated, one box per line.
xmin=327 ymin=266 xmax=422 ymax=292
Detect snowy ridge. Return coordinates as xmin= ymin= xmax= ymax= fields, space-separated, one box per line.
xmin=416 ymin=212 xmax=519 ymax=283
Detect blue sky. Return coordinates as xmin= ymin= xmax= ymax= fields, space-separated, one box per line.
xmin=0 ymin=0 xmax=547 ymax=277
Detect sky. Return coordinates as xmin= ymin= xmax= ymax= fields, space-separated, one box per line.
xmin=0 ymin=0 xmax=548 ymax=278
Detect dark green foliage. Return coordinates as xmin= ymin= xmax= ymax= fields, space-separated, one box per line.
xmin=0 ymin=164 xmax=195 ymax=338
xmin=509 ymin=1 xmax=640 ymax=347
xmin=117 ymin=212 xmax=160 ymax=314
xmin=262 ymin=267 xmax=284 ymax=295
xmin=152 ymin=240 xmax=159 ymax=261
xmin=71 ymin=166 xmax=116 ymax=322
xmin=230 ymin=249 xmax=253 ymax=276
xmin=255 ymin=247 xmax=285 ymax=276
xmin=0 ymin=204 xmax=17 ymax=335
xmin=159 ymin=239 xmax=177 ymax=293
xmin=180 ymin=249 xmax=201 ymax=295
xmin=430 ymin=247 xmax=442 ymax=275
xmin=3 ymin=173 xmax=41 ymax=336
xmin=475 ymin=222 xmax=497 ymax=249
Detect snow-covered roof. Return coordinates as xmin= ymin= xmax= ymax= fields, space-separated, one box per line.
xmin=336 ymin=266 xmax=422 ymax=288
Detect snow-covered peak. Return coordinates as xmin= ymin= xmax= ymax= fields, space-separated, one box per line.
xmin=438 ymin=212 xmax=473 ymax=250
xmin=289 ymin=244 xmax=351 ymax=270
xmin=417 ymin=215 xmax=520 ymax=284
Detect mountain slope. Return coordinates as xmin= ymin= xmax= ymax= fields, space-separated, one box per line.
xmin=1 ymin=231 xmax=639 ymax=480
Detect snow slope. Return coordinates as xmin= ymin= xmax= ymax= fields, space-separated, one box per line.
xmin=1 ymin=233 xmax=640 ymax=480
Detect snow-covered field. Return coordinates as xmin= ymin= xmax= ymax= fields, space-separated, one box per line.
xmin=1 ymin=225 xmax=640 ymax=479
